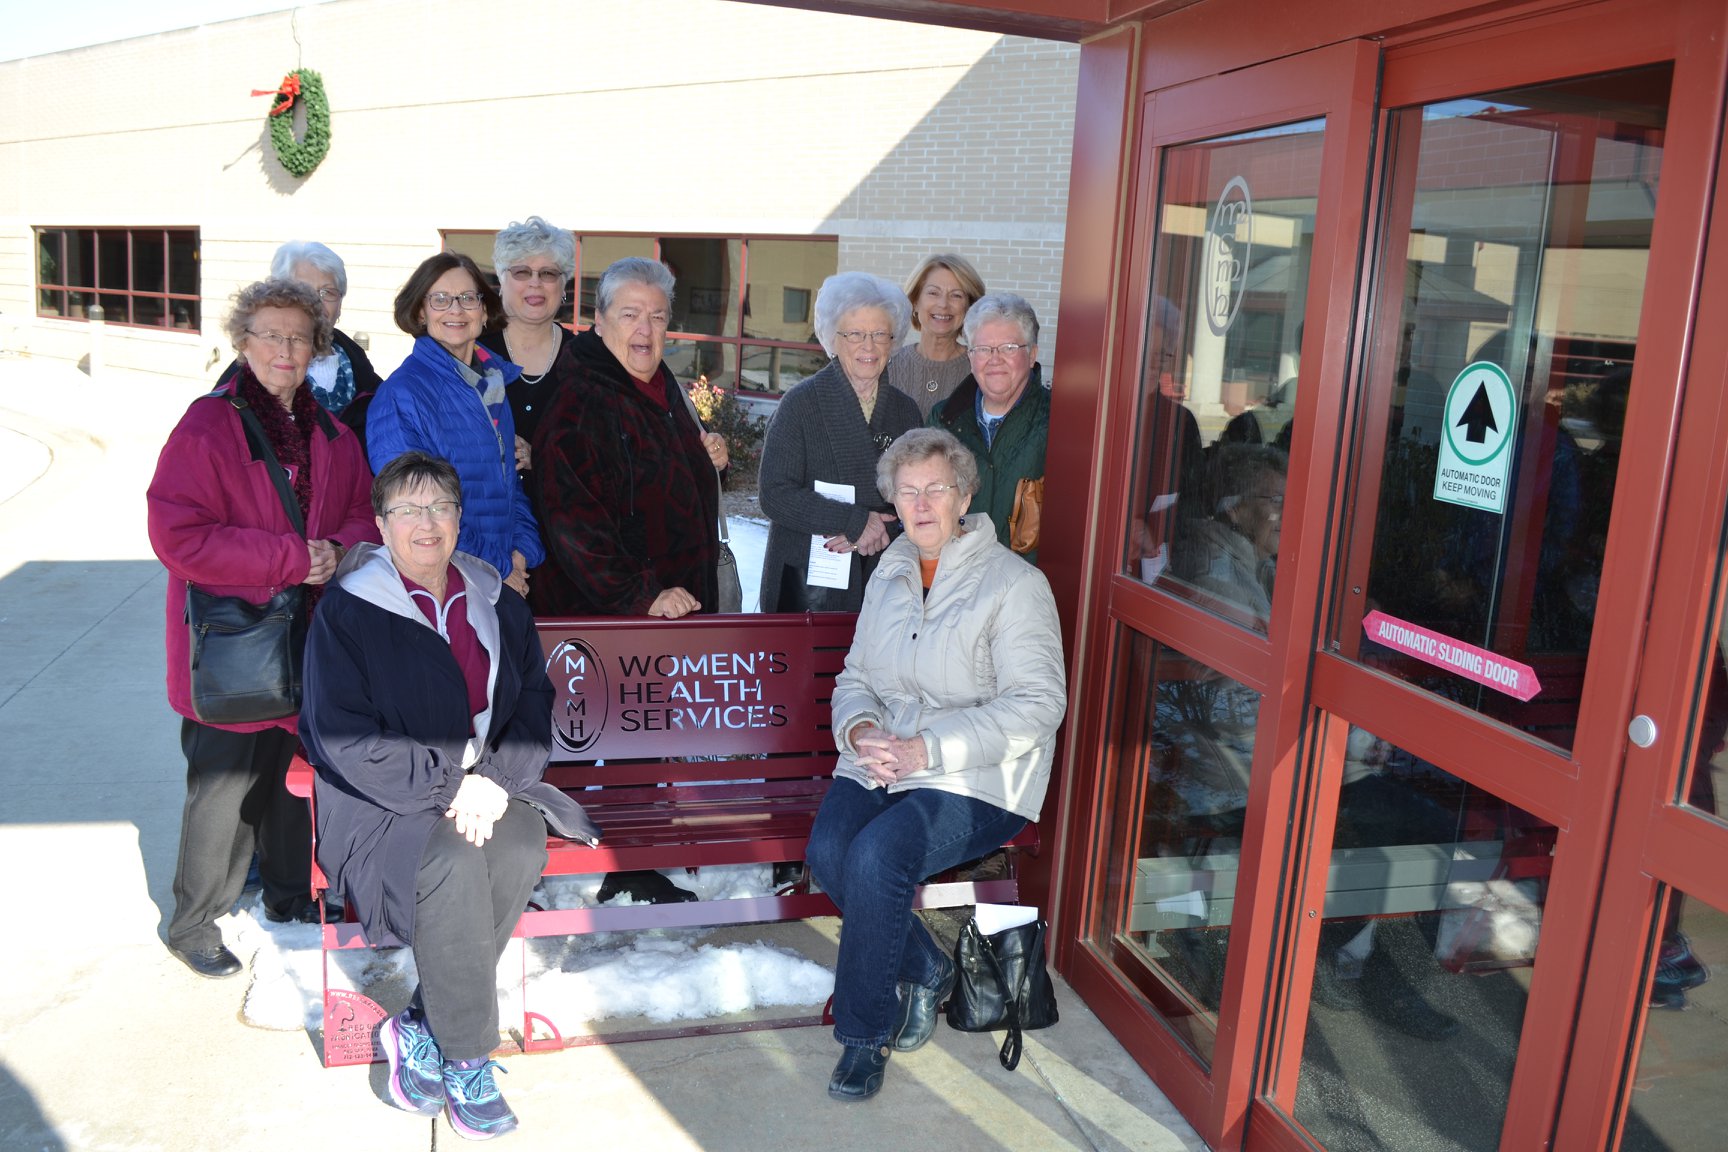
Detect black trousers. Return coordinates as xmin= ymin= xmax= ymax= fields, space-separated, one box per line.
xmin=167 ymin=718 xmax=311 ymax=951
xmin=410 ymin=799 xmax=547 ymax=1062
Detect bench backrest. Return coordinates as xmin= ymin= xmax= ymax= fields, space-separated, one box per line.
xmin=535 ymin=612 xmax=858 ymax=790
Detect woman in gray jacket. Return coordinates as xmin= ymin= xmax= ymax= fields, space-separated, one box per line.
xmin=806 ymin=427 xmax=1068 ymax=1102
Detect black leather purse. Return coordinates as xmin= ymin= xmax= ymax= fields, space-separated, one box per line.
xmin=184 ymin=396 xmax=310 ymax=725
xmin=945 ymin=915 xmax=1060 ymax=1070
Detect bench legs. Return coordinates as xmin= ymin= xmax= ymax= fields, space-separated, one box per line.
xmin=314 ymin=854 xmax=1025 ymax=1066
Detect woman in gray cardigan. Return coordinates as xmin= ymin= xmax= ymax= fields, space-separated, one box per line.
xmin=757 ymin=272 xmax=922 ymax=612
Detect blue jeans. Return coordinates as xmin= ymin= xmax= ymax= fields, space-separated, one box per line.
xmin=807 ymin=777 xmax=1025 ymax=1049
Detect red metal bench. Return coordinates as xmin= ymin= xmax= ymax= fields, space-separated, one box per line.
xmin=286 ymin=612 xmax=1038 ymax=1066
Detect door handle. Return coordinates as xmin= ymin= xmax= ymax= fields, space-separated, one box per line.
xmin=1628 ymin=714 xmax=1658 ymax=748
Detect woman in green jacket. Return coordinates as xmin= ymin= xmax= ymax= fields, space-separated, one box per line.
xmin=927 ymin=292 xmax=1050 ymax=564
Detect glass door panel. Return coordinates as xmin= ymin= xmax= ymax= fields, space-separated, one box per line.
xmin=1091 ymin=628 xmax=1266 ymax=1065
xmin=1332 ymin=66 xmax=1672 ymax=752
xmin=1621 ymin=887 xmax=1728 ymax=1148
xmin=1062 ymin=38 xmax=1377 ymax=1147
xmin=1293 ymin=722 xmax=1557 ymax=1150
xmin=1125 ymin=119 xmax=1325 ymax=634
xmin=1677 ymin=541 xmax=1728 ymax=822
xmin=1603 ymin=505 xmax=1728 ymax=1146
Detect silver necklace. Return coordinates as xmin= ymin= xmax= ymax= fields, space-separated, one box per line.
xmin=505 ymin=323 xmax=560 ymax=385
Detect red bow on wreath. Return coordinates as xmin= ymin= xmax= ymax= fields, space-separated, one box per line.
xmin=250 ymin=73 xmax=303 ymax=116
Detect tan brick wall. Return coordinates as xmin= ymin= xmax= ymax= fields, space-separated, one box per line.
xmin=0 ymin=0 xmax=1077 ymax=383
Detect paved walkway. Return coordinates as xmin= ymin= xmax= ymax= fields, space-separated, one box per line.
xmin=0 ymin=355 xmax=1208 ymax=1152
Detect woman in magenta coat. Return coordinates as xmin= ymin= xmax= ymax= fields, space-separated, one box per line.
xmin=147 ymin=277 xmax=378 ymax=979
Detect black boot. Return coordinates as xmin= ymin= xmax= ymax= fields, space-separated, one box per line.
xmin=597 ymin=869 xmax=697 ymax=905
xmin=891 ymin=953 xmax=957 ymax=1052
xmin=828 ymin=1045 xmax=889 ymax=1101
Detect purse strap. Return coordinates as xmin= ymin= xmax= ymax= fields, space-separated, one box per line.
xmin=716 ymin=467 xmax=731 ymax=545
xmin=225 ymin=395 xmax=307 ymax=539
xmin=973 ymin=919 xmax=1041 ymax=1072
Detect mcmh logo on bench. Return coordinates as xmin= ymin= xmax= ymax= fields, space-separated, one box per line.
xmin=546 ymin=639 xmax=793 ymax=756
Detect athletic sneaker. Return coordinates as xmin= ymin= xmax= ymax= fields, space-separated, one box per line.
xmin=381 ymin=1008 xmax=445 ymax=1116
xmin=442 ymin=1057 xmax=517 ymax=1140
xmin=1651 ymin=931 xmax=1710 ymax=1009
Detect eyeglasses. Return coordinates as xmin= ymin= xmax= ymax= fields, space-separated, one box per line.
xmin=385 ymin=501 xmax=461 ymax=521
xmin=837 ymin=330 xmax=894 ymax=346
xmin=427 ymin=291 xmax=485 ymax=312
xmin=506 ymin=266 xmax=565 ymax=286
xmin=247 ymin=329 xmax=312 ymax=353
xmin=894 ymin=482 xmax=958 ymax=502
xmin=313 ymin=286 xmax=343 ymax=303
xmin=967 ymin=342 xmax=1031 ymax=359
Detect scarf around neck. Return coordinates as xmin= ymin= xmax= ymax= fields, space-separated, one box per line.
xmin=235 ymin=363 xmax=317 ymax=525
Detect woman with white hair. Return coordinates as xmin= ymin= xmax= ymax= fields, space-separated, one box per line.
xmin=928 ymin=291 xmax=1051 ymax=564
xmin=756 ymin=272 xmax=923 ymax=612
xmin=533 ymin=256 xmax=728 ymax=620
xmin=270 ymin=241 xmax=382 ymax=417
xmin=476 ymin=216 xmax=577 ymax=475
xmin=808 ymin=427 xmax=1066 ymax=1101
xmin=220 ymin=241 xmax=383 ymax=425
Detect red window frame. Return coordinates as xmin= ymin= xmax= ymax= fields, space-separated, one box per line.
xmin=441 ymin=229 xmax=837 ymax=399
xmin=34 ymin=227 xmax=201 ymax=332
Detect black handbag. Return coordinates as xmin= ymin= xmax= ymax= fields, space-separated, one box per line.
xmin=945 ymin=915 xmax=1060 ymax=1071
xmin=184 ymin=396 xmax=310 ymax=724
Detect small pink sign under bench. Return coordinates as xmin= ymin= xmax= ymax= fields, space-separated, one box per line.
xmin=1362 ymin=610 xmax=1542 ymax=702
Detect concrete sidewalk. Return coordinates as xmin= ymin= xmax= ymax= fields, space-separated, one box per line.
xmin=0 ymin=356 xmax=1208 ymax=1152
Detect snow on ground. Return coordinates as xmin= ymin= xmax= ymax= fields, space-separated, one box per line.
xmin=728 ymin=514 xmax=769 ymax=613
xmin=229 ymin=863 xmax=834 ymax=1034
xmin=229 ymin=516 xmax=792 ymax=1036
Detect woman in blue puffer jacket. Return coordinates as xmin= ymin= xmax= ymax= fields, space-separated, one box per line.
xmin=367 ymin=252 xmax=545 ymax=598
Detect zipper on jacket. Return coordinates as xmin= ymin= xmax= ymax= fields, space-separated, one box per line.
xmin=466 ymin=375 xmax=511 ymax=486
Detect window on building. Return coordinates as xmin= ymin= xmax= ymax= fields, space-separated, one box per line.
xmin=35 ymin=228 xmax=200 ymax=330
xmin=442 ymin=230 xmax=837 ymax=397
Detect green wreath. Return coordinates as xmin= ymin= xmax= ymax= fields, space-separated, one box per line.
xmin=266 ymin=69 xmax=330 ymax=178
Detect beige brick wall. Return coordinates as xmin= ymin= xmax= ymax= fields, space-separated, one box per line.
xmin=0 ymin=0 xmax=1077 ymax=383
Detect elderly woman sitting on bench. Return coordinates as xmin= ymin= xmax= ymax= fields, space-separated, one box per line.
xmin=300 ymin=451 xmax=595 ymax=1141
xmin=807 ymin=427 xmax=1068 ymax=1102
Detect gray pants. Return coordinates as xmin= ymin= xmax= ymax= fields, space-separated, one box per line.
xmin=411 ymin=798 xmax=548 ymax=1061
xmin=168 ymin=718 xmax=310 ymax=951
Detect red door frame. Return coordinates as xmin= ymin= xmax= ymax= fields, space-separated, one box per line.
xmin=1052 ymin=39 xmax=1381 ymax=1147
xmin=1046 ymin=0 xmax=1728 ymax=1149
xmin=1255 ymin=2 xmax=1728 ymax=1149
xmin=1553 ymin=21 xmax=1728 ymax=1143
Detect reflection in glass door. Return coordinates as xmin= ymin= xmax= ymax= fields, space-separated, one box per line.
xmin=1295 ymin=720 xmax=1557 ymax=1150
xmin=1298 ymin=64 xmax=1674 ymax=1151
xmin=1125 ymin=120 xmax=1324 ymax=634
xmin=1333 ymin=66 xmax=1671 ymax=752
xmin=1090 ymin=117 xmax=1328 ymax=1064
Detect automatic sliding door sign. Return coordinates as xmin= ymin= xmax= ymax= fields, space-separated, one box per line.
xmin=1433 ymin=361 xmax=1516 ymax=514
xmin=1362 ymin=610 xmax=1542 ymax=702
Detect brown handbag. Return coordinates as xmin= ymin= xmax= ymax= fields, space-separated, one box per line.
xmin=1008 ymin=476 xmax=1044 ymax=554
